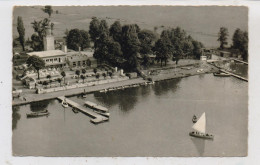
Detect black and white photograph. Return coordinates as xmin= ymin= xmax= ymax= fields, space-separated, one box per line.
xmin=12 ymin=5 xmax=249 ymax=157
xmin=10 ymin=5 xmax=249 ymax=157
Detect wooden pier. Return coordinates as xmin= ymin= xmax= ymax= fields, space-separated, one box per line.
xmin=233 ymin=59 xmax=248 ymax=65
xmin=220 ymin=69 xmax=248 ymax=82
xmin=57 ymin=96 xmax=108 ymax=124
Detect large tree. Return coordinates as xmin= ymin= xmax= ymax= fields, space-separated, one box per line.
xmin=61 ymin=71 xmax=66 ymax=84
xmin=138 ymin=29 xmax=157 ymax=55
xmin=93 ymin=33 xmax=110 ymax=63
xmin=89 ymin=17 xmax=101 ymax=45
xmin=17 ymin=16 xmax=25 ymax=51
xmin=30 ymin=18 xmax=51 ymax=51
xmin=192 ymin=40 xmax=203 ymax=59
xmin=99 ymin=20 xmax=109 ymax=36
xmin=121 ymin=24 xmax=140 ymax=59
xmin=26 ymin=55 xmax=45 ymax=79
xmin=232 ymin=28 xmax=248 ymax=61
xmin=66 ymin=29 xmax=90 ymax=51
xmin=109 ymin=21 xmax=122 ymax=43
xmin=217 ymin=27 xmax=229 ymax=49
xmin=154 ymin=37 xmax=173 ymax=67
xmin=42 ymin=5 xmax=53 ymax=18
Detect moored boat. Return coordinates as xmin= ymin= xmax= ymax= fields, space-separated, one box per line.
xmin=100 ymin=89 xmax=107 ymax=93
xmin=108 ymin=87 xmax=116 ymax=91
xmin=189 ymin=112 xmax=214 ymax=139
xmin=72 ymin=107 xmax=79 ymax=113
xmin=147 ymin=81 xmax=155 ymax=85
xmin=213 ymin=72 xmax=231 ymax=77
xmin=132 ymin=84 xmax=140 ymax=87
xmin=26 ymin=110 xmax=49 ymax=118
xmin=62 ymin=99 xmax=69 ymax=108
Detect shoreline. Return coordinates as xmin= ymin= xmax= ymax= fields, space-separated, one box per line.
xmin=12 ymin=63 xmax=218 ymax=107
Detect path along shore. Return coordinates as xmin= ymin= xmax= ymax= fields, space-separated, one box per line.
xmin=12 ymin=62 xmax=218 ymax=107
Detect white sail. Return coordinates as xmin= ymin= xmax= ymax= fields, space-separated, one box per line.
xmin=192 ymin=112 xmax=206 ymax=133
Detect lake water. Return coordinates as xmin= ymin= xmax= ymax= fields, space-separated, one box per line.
xmin=12 ymin=73 xmax=248 ymax=157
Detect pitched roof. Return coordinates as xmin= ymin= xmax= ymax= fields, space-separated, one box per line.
xmin=27 ymin=50 xmax=66 ymax=58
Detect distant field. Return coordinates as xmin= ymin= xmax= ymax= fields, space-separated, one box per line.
xmin=13 ymin=6 xmax=248 ymax=48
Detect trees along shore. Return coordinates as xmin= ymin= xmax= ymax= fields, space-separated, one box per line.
xmin=14 ymin=6 xmax=248 ymax=80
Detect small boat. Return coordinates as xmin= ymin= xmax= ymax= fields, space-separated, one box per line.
xmin=62 ymin=99 xmax=69 ymax=108
xmin=189 ymin=112 xmax=214 ymax=139
xmin=108 ymin=87 xmax=116 ymax=91
xmin=132 ymin=84 xmax=140 ymax=87
xmin=192 ymin=115 xmax=197 ymax=123
xmin=147 ymin=81 xmax=155 ymax=85
xmin=27 ymin=110 xmax=49 ymax=118
xmin=72 ymin=107 xmax=79 ymax=113
xmin=85 ymin=101 xmax=108 ymax=112
xmin=213 ymin=72 xmax=231 ymax=77
xmin=100 ymin=89 xmax=107 ymax=93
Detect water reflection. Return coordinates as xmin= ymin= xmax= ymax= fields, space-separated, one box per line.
xmin=153 ymin=78 xmax=181 ymax=96
xmin=94 ymin=85 xmax=152 ymax=113
xmin=30 ymin=100 xmax=51 ymax=112
xmin=12 ymin=106 xmax=21 ymax=130
xmin=190 ymin=137 xmax=205 ymax=156
xmin=230 ymin=62 xmax=248 ymax=78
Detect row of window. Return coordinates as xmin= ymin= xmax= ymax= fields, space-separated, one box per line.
xmin=72 ymin=60 xmax=88 ymax=66
xmin=45 ymin=58 xmax=61 ymax=63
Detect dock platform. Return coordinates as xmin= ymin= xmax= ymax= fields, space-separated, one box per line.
xmin=84 ymin=101 xmax=108 ymax=112
xmin=57 ymin=96 xmax=108 ymax=124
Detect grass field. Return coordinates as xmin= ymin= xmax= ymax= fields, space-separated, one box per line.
xmin=13 ymin=6 xmax=248 ymax=48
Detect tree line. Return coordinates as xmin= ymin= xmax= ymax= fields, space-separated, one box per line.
xmin=217 ymin=27 xmax=248 ymax=61
xmin=64 ymin=17 xmax=204 ymax=71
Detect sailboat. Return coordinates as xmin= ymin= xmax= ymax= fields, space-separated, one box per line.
xmin=189 ymin=112 xmax=214 ymax=139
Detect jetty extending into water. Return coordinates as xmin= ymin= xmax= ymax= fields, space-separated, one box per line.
xmin=84 ymin=101 xmax=108 ymax=112
xmin=57 ymin=96 xmax=108 ymax=124
xmin=233 ymin=59 xmax=248 ymax=65
xmin=220 ymin=69 xmax=248 ymax=82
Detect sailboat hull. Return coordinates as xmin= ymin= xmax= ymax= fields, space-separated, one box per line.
xmin=189 ymin=132 xmax=214 ymax=139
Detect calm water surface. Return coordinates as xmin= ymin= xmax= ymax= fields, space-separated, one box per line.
xmin=12 ymin=74 xmax=248 ymax=156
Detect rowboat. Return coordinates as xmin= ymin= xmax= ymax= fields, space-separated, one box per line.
xmin=213 ymin=72 xmax=231 ymax=77
xmin=26 ymin=110 xmax=49 ymax=118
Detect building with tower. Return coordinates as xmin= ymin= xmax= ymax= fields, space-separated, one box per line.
xmin=27 ymin=22 xmax=96 ymax=69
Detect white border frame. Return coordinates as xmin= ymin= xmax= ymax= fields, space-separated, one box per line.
xmin=1 ymin=1 xmax=260 ymax=165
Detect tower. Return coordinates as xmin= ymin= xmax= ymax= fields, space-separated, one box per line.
xmin=43 ymin=25 xmax=55 ymax=51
